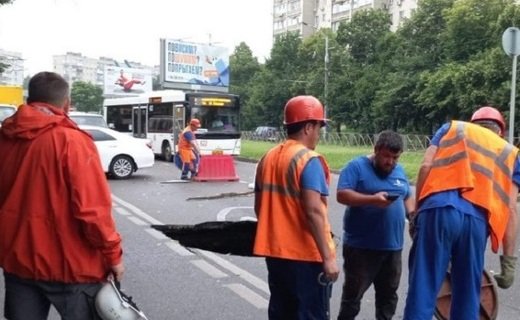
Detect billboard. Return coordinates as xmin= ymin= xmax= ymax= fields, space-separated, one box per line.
xmin=162 ymin=39 xmax=230 ymax=89
xmin=104 ymin=66 xmax=153 ymax=96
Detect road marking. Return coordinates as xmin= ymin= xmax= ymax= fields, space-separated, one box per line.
xmin=216 ymin=206 xmax=254 ymax=221
xmin=114 ymin=206 xmax=132 ymax=216
xmin=164 ymin=241 xmax=195 ymax=256
xmin=224 ymin=283 xmax=268 ymax=309
xmin=198 ymin=250 xmax=269 ymax=294
xmin=112 ymin=195 xmax=163 ymax=225
xmin=127 ymin=216 xmax=149 ymax=226
xmin=145 ymin=228 xmax=169 ymax=240
xmin=191 ymin=259 xmax=228 ymax=278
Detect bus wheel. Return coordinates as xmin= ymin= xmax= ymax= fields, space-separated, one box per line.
xmin=109 ymin=155 xmax=135 ymax=179
xmin=162 ymin=142 xmax=172 ymax=162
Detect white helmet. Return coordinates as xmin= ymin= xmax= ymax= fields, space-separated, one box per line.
xmin=95 ymin=280 xmax=148 ymax=320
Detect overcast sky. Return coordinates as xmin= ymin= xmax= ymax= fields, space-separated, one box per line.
xmin=0 ymin=0 xmax=274 ymax=76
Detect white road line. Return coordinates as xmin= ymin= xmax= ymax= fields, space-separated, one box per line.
xmin=127 ymin=216 xmax=148 ymax=226
xmin=114 ymin=206 xmax=132 ymax=216
xmin=224 ymin=283 xmax=268 ymax=309
xmin=164 ymin=241 xmax=195 ymax=256
xmin=216 ymin=206 xmax=254 ymax=221
xmin=145 ymin=228 xmax=169 ymax=240
xmin=191 ymin=260 xmax=228 ymax=278
xmin=198 ymin=250 xmax=269 ymax=294
xmin=112 ymin=195 xmax=163 ymax=225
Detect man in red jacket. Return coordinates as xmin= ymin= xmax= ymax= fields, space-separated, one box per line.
xmin=0 ymin=72 xmax=124 ymax=319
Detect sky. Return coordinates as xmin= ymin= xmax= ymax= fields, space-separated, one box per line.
xmin=0 ymin=0 xmax=274 ymax=76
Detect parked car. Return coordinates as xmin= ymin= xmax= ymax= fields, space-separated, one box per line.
xmin=0 ymin=104 xmax=17 ymax=128
xmin=253 ymin=126 xmax=280 ymax=141
xmin=80 ymin=125 xmax=154 ymax=179
xmin=70 ymin=111 xmax=108 ymax=128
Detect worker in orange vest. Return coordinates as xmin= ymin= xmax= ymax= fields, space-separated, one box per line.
xmin=253 ymin=95 xmax=339 ymax=319
xmin=177 ymin=118 xmax=201 ymax=180
xmin=404 ymin=106 xmax=520 ymax=319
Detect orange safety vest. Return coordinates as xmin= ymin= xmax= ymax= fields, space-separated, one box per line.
xmin=178 ymin=126 xmax=196 ymax=162
xmin=419 ymin=121 xmax=518 ymax=253
xmin=253 ymin=140 xmax=336 ymax=262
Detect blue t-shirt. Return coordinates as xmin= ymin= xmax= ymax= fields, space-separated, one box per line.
xmin=420 ymin=123 xmax=520 ymax=219
xmin=337 ymin=156 xmax=410 ymax=250
xmin=301 ymin=157 xmax=329 ymax=195
xmin=183 ymin=131 xmax=195 ymax=142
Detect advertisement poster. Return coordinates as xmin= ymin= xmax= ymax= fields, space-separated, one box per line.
xmin=163 ymin=39 xmax=229 ymax=88
xmin=104 ymin=66 xmax=152 ymax=96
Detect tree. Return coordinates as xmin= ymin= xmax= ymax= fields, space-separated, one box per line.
xmin=71 ymin=81 xmax=104 ymax=113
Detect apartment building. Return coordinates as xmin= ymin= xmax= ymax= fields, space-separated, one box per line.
xmin=273 ymin=0 xmax=418 ymax=39
xmin=53 ymin=52 xmax=157 ymax=87
xmin=0 ymin=48 xmax=24 ymax=85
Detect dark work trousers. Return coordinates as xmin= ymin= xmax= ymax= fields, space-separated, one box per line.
xmin=337 ymin=246 xmax=402 ymax=320
xmin=3 ymin=272 xmax=102 ymax=320
xmin=266 ymin=257 xmax=332 ymax=320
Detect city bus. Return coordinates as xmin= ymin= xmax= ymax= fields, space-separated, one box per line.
xmin=103 ymin=90 xmax=240 ymax=160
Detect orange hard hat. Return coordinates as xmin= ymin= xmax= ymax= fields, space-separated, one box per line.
xmin=470 ymin=106 xmax=505 ymax=133
xmin=190 ymin=118 xmax=201 ymax=128
xmin=283 ymin=95 xmax=328 ymax=125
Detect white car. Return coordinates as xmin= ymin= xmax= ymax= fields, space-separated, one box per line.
xmin=80 ymin=125 xmax=154 ymax=179
xmin=0 ymin=104 xmax=17 ymax=128
xmin=70 ymin=111 xmax=108 ymax=128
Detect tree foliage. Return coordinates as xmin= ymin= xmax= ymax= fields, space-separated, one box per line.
xmin=229 ymin=0 xmax=520 ymax=135
xmin=71 ymin=81 xmax=103 ymax=113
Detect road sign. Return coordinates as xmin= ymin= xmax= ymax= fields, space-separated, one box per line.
xmin=502 ymin=27 xmax=520 ymax=143
xmin=502 ymin=27 xmax=520 ymax=57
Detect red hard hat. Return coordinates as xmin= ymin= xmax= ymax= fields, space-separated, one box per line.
xmin=190 ymin=118 xmax=201 ymax=128
xmin=283 ymin=95 xmax=328 ymax=125
xmin=470 ymin=106 xmax=505 ymax=133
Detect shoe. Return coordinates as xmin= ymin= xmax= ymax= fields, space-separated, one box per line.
xmin=180 ymin=176 xmax=189 ymax=180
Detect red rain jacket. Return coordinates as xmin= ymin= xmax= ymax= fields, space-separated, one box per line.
xmin=0 ymin=103 xmax=122 ymax=283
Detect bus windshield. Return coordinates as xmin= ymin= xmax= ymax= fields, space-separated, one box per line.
xmin=191 ymin=106 xmax=239 ymax=133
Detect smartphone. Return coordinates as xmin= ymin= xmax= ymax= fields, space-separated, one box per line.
xmin=385 ymin=194 xmax=399 ymax=201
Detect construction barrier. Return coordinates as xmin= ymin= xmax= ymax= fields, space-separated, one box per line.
xmin=193 ymin=155 xmax=239 ymax=182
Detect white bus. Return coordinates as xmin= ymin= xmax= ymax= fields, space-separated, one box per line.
xmin=103 ymin=90 xmax=241 ymax=160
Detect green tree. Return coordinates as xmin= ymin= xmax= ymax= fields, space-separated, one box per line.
xmin=71 ymin=81 xmax=103 ymax=113
xmin=229 ymin=42 xmax=261 ymax=130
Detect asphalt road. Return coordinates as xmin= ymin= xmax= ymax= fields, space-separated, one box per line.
xmin=1 ymin=158 xmax=520 ymax=319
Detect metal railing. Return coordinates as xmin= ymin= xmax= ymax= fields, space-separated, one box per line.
xmin=242 ymin=131 xmax=433 ymax=151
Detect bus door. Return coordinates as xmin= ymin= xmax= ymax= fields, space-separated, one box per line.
xmin=172 ymin=105 xmax=185 ymax=153
xmin=132 ymin=105 xmax=147 ymax=139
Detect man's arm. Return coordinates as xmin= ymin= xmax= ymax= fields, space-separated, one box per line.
xmin=65 ymin=131 xmax=124 ymax=276
xmin=503 ymin=182 xmax=519 ymax=256
xmin=302 ymin=189 xmax=339 ymax=282
xmin=337 ymin=189 xmax=392 ymax=208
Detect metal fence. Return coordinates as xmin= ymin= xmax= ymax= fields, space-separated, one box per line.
xmin=242 ymin=131 xmax=433 ymax=152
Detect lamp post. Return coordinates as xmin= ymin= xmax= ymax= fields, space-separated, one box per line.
xmin=324 ymin=36 xmax=329 ymax=127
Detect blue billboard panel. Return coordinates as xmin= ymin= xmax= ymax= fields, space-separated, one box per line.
xmin=163 ymin=39 xmax=229 ymax=88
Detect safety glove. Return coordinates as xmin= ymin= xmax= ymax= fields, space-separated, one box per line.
xmin=494 ymin=255 xmax=517 ymax=289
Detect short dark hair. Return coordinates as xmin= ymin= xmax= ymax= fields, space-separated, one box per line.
xmin=375 ymin=130 xmax=403 ymax=153
xmin=27 ymin=72 xmax=69 ymax=107
xmin=285 ymin=120 xmax=322 ymax=135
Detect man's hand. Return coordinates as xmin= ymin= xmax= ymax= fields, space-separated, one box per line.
xmin=108 ymin=262 xmax=125 ymax=282
xmin=494 ymin=255 xmax=517 ymax=289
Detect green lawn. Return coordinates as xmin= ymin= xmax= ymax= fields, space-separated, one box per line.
xmin=240 ymin=140 xmax=424 ymax=183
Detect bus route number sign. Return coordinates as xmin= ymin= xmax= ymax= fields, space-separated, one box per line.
xmin=196 ymin=97 xmax=233 ymax=107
